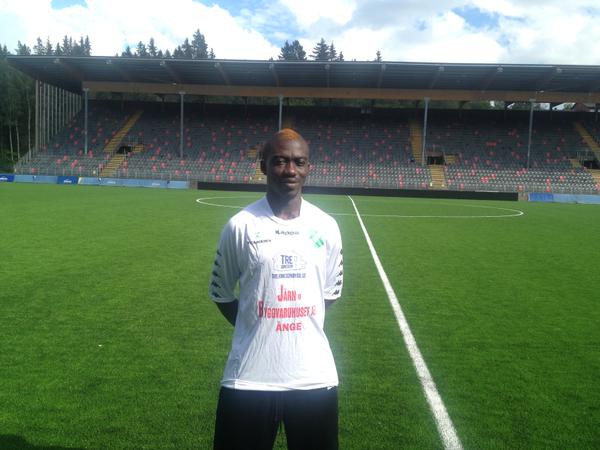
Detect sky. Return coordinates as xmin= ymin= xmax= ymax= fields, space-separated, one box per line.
xmin=1 ymin=0 xmax=600 ymax=64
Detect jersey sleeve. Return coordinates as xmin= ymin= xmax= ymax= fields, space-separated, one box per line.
xmin=209 ymin=220 xmax=240 ymax=303
xmin=324 ymin=220 xmax=343 ymax=301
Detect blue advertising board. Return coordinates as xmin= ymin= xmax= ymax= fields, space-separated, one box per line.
xmin=57 ymin=176 xmax=79 ymax=185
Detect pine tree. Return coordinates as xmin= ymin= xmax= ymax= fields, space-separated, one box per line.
xmin=329 ymin=42 xmax=337 ymax=61
xmin=136 ymin=41 xmax=148 ymax=57
xmin=55 ymin=42 xmax=63 ymax=56
xmin=191 ymin=29 xmax=208 ymax=59
xmin=121 ymin=45 xmax=133 ymax=57
xmin=45 ymin=37 xmax=54 ymax=56
xmin=148 ymin=38 xmax=158 ymax=58
xmin=338 ymin=51 xmax=344 ymax=62
xmin=209 ymin=48 xmax=215 ymax=59
xmin=279 ymin=40 xmax=307 ymax=61
xmin=0 ymin=44 xmax=9 ymax=56
xmin=16 ymin=41 xmax=31 ymax=55
xmin=173 ymin=46 xmax=183 ymax=58
xmin=62 ymin=36 xmax=72 ymax=55
xmin=164 ymin=49 xmax=171 ymax=58
xmin=157 ymin=49 xmax=164 ymax=58
xmin=311 ymin=38 xmax=329 ymax=61
xmin=83 ymin=36 xmax=91 ymax=56
xmin=182 ymin=38 xmax=193 ymax=58
xmin=374 ymin=50 xmax=382 ymax=62
xmin=33 ymin=37 xmax=45 ymax=55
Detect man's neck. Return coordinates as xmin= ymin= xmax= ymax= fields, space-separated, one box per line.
xmin=266 ymin=192 xmax=302 ymax=220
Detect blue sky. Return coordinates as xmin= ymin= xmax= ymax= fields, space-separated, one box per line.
xmin=2 ymin=0 xmax=600 ymax=64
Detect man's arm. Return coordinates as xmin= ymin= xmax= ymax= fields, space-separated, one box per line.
xmin=216 ymin=300 xmax=238 ymax=326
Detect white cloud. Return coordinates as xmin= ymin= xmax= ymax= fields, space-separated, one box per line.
xmin=280 ymin=0 xmax=356 ymax=27
xmin=1 ymin=0 xmax=600 ymax=64
xmin=0 ymin=0 xmax=280 ymax=58
xmin=397 ymin=11 xmax=505 ymax=62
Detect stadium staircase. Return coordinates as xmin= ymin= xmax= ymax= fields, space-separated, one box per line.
xmin=445 ymin=154 xmax=456 ymax=165
xmin=248 ymin=146 xmax=265 ymax=183
xmin=429 ymin=165 xmax=446 ymax=189
xmin=569 ymin=158 xmax=582 ymax=168
xmin=100 ymin=110 xmax=144 ymax=178
xmin=590 ymin=170 xmax=600 ymax=189
xmin=574 ymin=122 xmax=600 ymax=161
xmin=409 ymin=119 xmax=423 ymax=164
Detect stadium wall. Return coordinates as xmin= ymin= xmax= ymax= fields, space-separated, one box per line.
xmin=1 ymin=175 xmax=189 ymax=189
xmin=196 ymin=181 xmax=519 ymax=201
xmin=528 ymin=193 xmax=600 ymax=204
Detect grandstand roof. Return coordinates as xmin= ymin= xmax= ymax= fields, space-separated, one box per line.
xmin=7 ymin=56 xmax=600 ymax=103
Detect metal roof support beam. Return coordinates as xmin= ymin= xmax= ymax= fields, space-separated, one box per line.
xmin=377 ymin=64 xmax=386 ymax=89
xmin=34 ymin=80 xmax=39 ymax=155
xmin=215 ymin=62 xmax=231 ymax=85
xmin=45 ymin=83 xmax=49 ymax=147
xmin=278 ymin=95 xmax=283 ymax=131
xmin=83 ymin=87 xmax=89 ymax=155
xmin=481 ymin=66 xmax=503 ymax=91
xmin=179 ymin=91 xmax=185 ymax=159
xmin=422 ymin=97 xmax=430 ymax=167
xmin=429 ymin=66 xmax=444 ymax=89
xmin=269 ymin=63 xmax=280 ymax=87
xmin=160 ymin=60 xmax=183 ymax=84
xmin=526 ymin=99 xmax=535 ymax=169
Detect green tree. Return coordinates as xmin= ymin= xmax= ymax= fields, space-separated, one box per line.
xmin=33 ymin=37 xmax=46 ymax=55
xmin=136 ymin=41 xmax=148 ymax=57
xmin=172 ymin=46 xmax=184 ymax=58
xmin=329 ymin=42 xmax=337 ymax=61
xmin=15 ymin=41 xmax=31 ymax=55
xmin=121 ymin=45 xmax=133 ymax=57
xmin=182 ymin=38 xmax=193 ymax=58
xmin=374 ymin=50 xmax=382 ymax=62
xmin=279 ymin=40 xmax=307 ymax=61
xmin=148 ymin=37 xmax=158 ymax=58
xmin=83 ymin=36 xmax=91 ymax=55
xmin=311 ymin=38 xmax=329 ymax=61
xmin=45 ymin=37 xmax=54 ymax=55
xmin=191 ymin=29 xmax=208 ymax=59
xmin=62 ymin=35 xmax=72 ymax=55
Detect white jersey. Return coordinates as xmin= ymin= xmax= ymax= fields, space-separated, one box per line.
xmin=210 ymin=197 xmax=344 ymax=391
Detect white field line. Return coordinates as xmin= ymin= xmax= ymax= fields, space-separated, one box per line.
xmin=347 ymin=195 xmax=463 ymax=450
xmin=196 ymin=196 xmax=525 ymax=219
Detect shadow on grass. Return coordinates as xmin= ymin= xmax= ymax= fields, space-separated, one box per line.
xmin=0 ymin=435 xmax=85 ymax=450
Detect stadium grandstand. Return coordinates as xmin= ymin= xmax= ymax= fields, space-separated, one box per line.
xmin=6 ymin=56 xmax=600 ymax=196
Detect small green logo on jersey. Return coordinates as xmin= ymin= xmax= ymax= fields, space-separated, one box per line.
xmin=309 ymin=229 xmax=324 ymax=248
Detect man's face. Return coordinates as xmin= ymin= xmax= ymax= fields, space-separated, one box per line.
xmin=262 ymin=138 xmax=310 ymax=199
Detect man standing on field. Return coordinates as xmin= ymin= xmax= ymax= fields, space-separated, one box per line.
xmin=209 ymin=128 xmax=344 ymax=450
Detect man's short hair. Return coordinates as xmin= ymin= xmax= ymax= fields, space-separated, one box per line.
xmin=261 ymin=128 xmax=309 ymax=162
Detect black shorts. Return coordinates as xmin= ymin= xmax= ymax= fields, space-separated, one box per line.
xmin=213 ymin=386 xmax=338 ymax=450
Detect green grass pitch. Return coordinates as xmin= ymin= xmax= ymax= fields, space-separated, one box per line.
xmin=1 ymin=183 xmax=599 ymax=449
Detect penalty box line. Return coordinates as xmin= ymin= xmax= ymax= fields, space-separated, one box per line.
xmin=347 ymin=195 xmax=463 ymax=450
